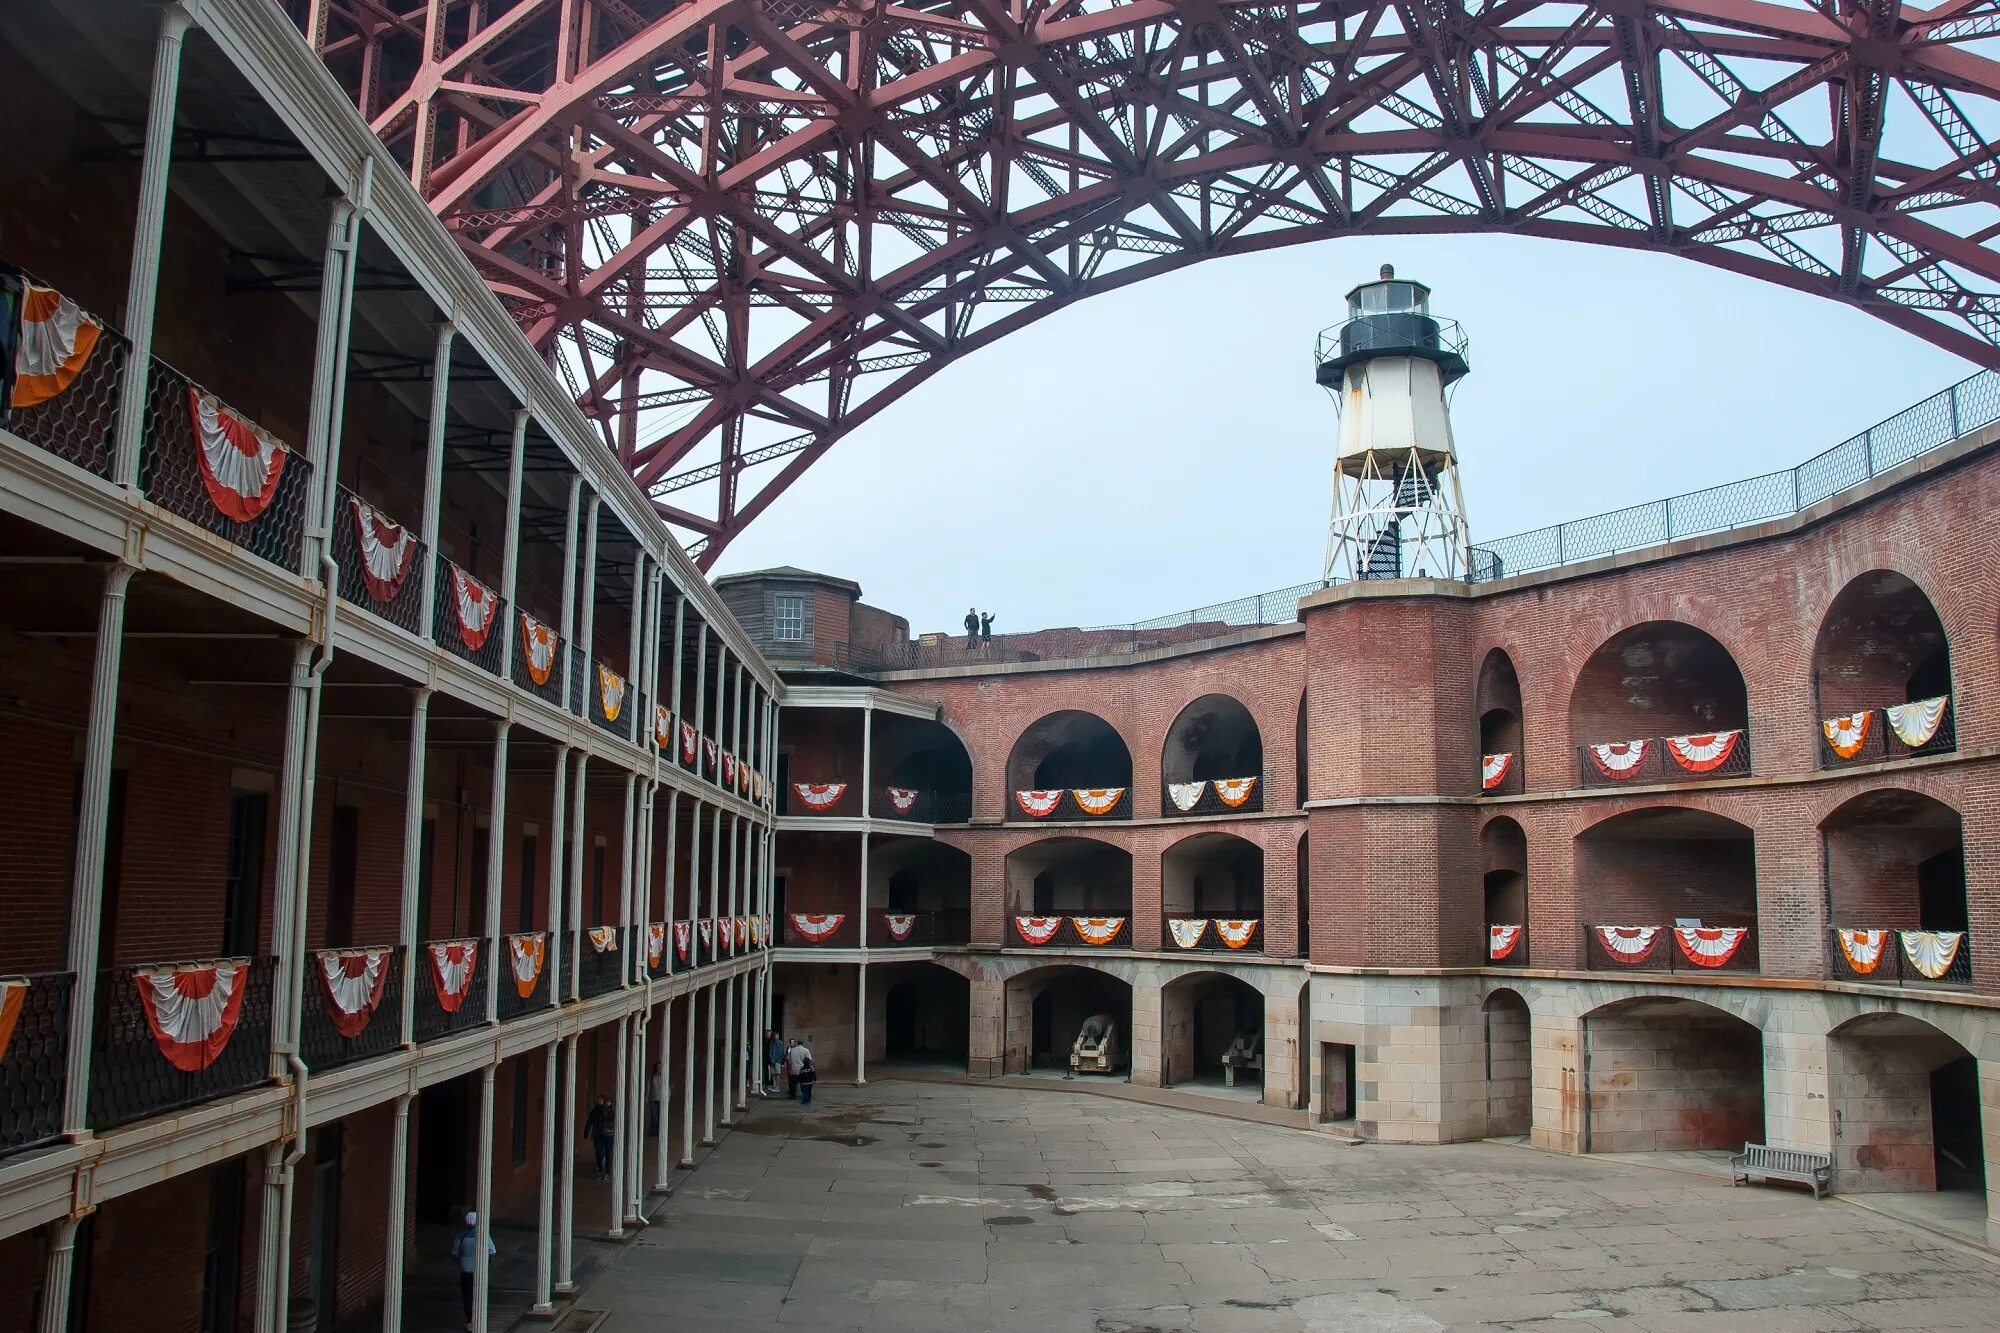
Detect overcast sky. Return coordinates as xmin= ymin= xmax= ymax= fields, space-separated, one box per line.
xmin=709 ymin=233 xmax=1972 ymax=638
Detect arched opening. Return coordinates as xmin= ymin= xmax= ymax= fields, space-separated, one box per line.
xmin=1570 ymin=622 xmax=1750 ymax=785
xmin=1482 ymin=817 xmax=1527 ymax=965
xmin=1576 ymin=809 xmax=1758 ymax=972
xmin=1583 ymin=997 xmax=1763 ymax=1156
xmin=873 ymin=961 xmax=970 ymax=1071
xmin=1004 ymin=965 xmax=1132 ymax=1076
xmin=1161 ymin=972 xmax=1265 ymax=1101
xmin=1813 ymin=571 xmax=1955 ymax=765
xmin=1160 ymin=694 xmax=1264 ymax=814
xmin=1822 ymin=790 xmax=1969 ymax=986
xmin=1830 ymin=1014 xmax=1986 ymax=1222
xmin=1004 ymin=838 xmax=1132 ymax=947
xmin=1482 ymin=989 xmax=1531 ymax=1139
xmin=1161 ymin=832 xmax=1264 ymax=954
xmin=1296 ymin=830 xmax=1311 ymax=961
xmin=1006 ymin=710 xmax=1133 ymax=820
xmin=872 ymin=714 xmax=974 ymax=823
xmin=1294 ymin=691 xmax=1308 ymax=809
xmin=1476 ymin=649 xmax=1524 ymax=794
xmin=869 ymin=837 xmax=972 ymax=946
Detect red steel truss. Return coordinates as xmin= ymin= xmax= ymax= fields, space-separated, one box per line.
xmin=294 ymin=0 xmax=2000 ymax=564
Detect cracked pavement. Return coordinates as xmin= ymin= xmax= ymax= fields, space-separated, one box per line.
xmin=567 ymin=1081 xmax=2000 ymax=1331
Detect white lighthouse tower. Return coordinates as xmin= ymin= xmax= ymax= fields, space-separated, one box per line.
xmin=1317 ymin=265 xmax=1472 ymax=582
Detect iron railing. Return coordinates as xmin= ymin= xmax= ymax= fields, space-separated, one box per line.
xmin=1161 ymin=775 xmax=1265 ymax=817
xmin=1485 ymin=924 xmax=1528 ymax=967
xmin=140 ymin=363 xmax=313 ymax=573
xmin=1008 ymin=787 xmax=1133 ymax=822
xmin=1585 ymin=925 xmax=1759 ymax=974
xmin=299 ymin=952 xmax=403 ymax=1073
xmin=1577 ymin=730 xmax=1751 ymax=787
xmin=577 ymin=927 xmax=624 ymax=997
xmin=587 ymin=664 xmax=633 ymax=741
xmin=0 ymin=281 xmax=124 ymax=479
xmin=0 ymin=971 xmax=71 ymax=1159
xmin=867 ymin=910 xmax=972 ymax=946
xmin=1162 ymin=917 xmax=1263 ymax=953
xmin=511 ymin=612 xmax=568 ymax=706
xmin=781 ymin=781 xmax=858 ymax=818
xmin=1826 ymin=927 xmax=1973 ymax=987
xmin=779 ymin=914 xmax=860 ymax=948
xmin=497 ymin=940 xmax=546 ymax=1022
xmin=431 ymin=567 xmax=506 ymax=675
xmin=329 ymin=484 xmax=428 ymax=635
xmin=566 ymin=644 xmax=588 ymax=716
xmin=1479 ymin=754 xmax=1523 ymax=796
xmin=89 ymin=957 xmax=275 ymax=1131
xmin=1009 ymin=915 xmax=1133 ymax=949
xmin=411 ymin=942 xmax=487 ymax=1042
xmin=1816 ymin=697 xmax=1956 ymax=769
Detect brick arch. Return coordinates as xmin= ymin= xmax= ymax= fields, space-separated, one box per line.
xmin=1001 ymin=961 xmax=1136 ymax=1074
xmin=1160 ymin=693 xmax=1263 ymax=786
xmin=1004 ymin=708 xmax=1133 ymax=795
xmin=1567 ymin=619 xmax=1750 ymax=755
xmin=1809 ymin=569 xmax=1954 ymax=724
xmin=1002 ymin=834 xmax=1132 ymax=920
xmin=1475 ymin=648 xmax=1525 ymax=778
xmin=1573 ymin=807 xmax=1758 ymax=959
xmin=1578 ymin=992 xmax=1766 ymax=1153
xmin=1481 ymin=816 xmax=1528 ymax=959
xmin=1818 ymin=787 xmax=1965 ymax=938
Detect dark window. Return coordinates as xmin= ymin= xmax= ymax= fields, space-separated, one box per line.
xmin=222 ymin=793 xmax=267 ymax=957
xmin=519 ymin=834 xmax=539 ymax=931
xmin=326 ymin=807 xmax=359 ymax=948
xmin=511 ymin=1060 xmax=531 ymax=1166
xmin=200 ymin=1159 xmax=245 ymax=1333
xmin=592 ymin=845 xmax=606 ymax=925
xmin=308 ymin=1126 xmax=343 ymax=1325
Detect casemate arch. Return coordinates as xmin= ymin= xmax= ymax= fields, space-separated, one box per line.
xmin=299 ymin=0 xmax=2000 ymax=563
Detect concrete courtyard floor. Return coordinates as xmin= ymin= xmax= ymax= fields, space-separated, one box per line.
xmin=560 ymin=1080 xmax=2000 ymax=1331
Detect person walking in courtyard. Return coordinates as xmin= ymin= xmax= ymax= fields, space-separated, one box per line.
xmin=963 ymin=607 xmax=979 ymax=648
xmin=764 ymin=1029 xmax=785 ymax=1094
xmin=584 ymin=1093 xmax=615 ymax=1179
xmin=795 ymin=1046 xmax=818 ymax=1107
xmin=450 ymin=1210 xmax=495 ymax=1332
xmin=980 ymin=611 xmax=994 ymax=643
xmin=783 ymin=1037 xmax=798 ymax=1098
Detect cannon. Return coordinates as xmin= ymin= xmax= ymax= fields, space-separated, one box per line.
xmin=1221 ymin=1030 xmax=1263 ymax=1087
xmin=1068 ymin=1013 xmax=1121 ymax=1075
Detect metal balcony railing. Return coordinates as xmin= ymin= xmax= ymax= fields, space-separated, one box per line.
xmin=1479 ymin=753 xmax=1523 ymax=796
xmin=1577 ymin=729 xmax=1751 ymax=787
xmin=577 ymin=926 xmax=625 ymax=997
xmin=784 ymin=781 xmax=858 ymax=817
xmin=1585 ymin=924 xmax=1759 ymax=974
xmin=1010 ymin=914 xmax=1133 ymax=949
xmin=1827 ymin=926 xmax=1973 ymax=987
xmin=139 ymin=363 xmax=313 ymax=573
xmin=0 ymin=272 xmax=123 ymax=478
xmin=412 ymin=941 xmax=487 ymax=1042
xmin=432 ymin=565 xmax=506 ymax=675
xmin=511 ymin=613 xmax=568 ymax=706
xmin=780 ymin=913 xmax=859 ymax=948
xmin=1008 ymin=787 xmax=1134 ymax=822
xmin=587 ymin=665 xmax=633 ymax=741
xmin=1161 ymin=775 xmax=1265 ymax=817
xmin=1162 ymin=916 xmax=1263 ymax=952
xmin=1485 ymin=923 xmax=1528 ymax=966
xmin=299 ymin=949 xmax=403 ymax=1073
xmin=1817 ymin=695 xmax=1956 ymax=769
xmin=88 ymin=957 xmax=275 ymax=1132
xmin=0 ymin=970 xmax=71 ymax=1159
xmin=330 ymin=484 xmax=428 ymax=636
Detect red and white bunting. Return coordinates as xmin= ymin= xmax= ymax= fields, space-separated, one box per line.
xmin=1481 ymin=753 xmax=1514 ymax=791
xmin=519 ymin=613 xmax=558 ymax=686
xmin=703 ymin=737 xmax=718 ymax=771
xmin=351 ymin=498 xmax=417 ymax=601
xmin=508 ymin=933 xmax=547 ymax=998
xmin=1015 ymin=789 xmax=1063 ymax=818
xmin=587 ymin=926 xmax=619 ymax=953
xmin=886 ymin=787 xmax=920 ymax=814
xmin=884 ymin=913 xmax=916 ymax=942
xmin=188 ymin=390 xmax=287 ymax=522
xmin=13 ymin=282 xmax=101 ymax=408
xmin=1488 ymin=924 xmax=1522 ymax=960
xmin=1822 ymin=711 xmax=1872 ymax=759
xmin=737 ymin=915 xmax=750 ymax=946
xmin=1837 ymin=928 xmax=1888 ymax=974
xmin=450 ymin=567 xmax=499 ymax=650
xmin=0 ymin=978 xmax=26 ymax=1063
xmin=1587 ymin=740 xmax=1648 ymax=779
xmin=790 ymin=913 xmax=845 ymax=943
xmin=1887 ymin=695 xmax=1949 ymax=748
xmin=1073 ymin=916 xmax=1126 ymax=946
xmin=1215 ymin=919 xmax=1259 ymax=949
xmin=647 ymin=924 xmax=665 ymax=968
xmin=1673 ymin=926 xmax=1748 ymax=968
xmin=655 ymin=706 xmax=672 ymax=748
xmin=673 ymin=921 xmax=692 ymax=962
xmin=1665 ymin=729 xmax=1742 ymax=773
xmin=1901 ymin=929 xmax=1964 ymax=980
xmin=1166 ymin=782 xmax=1205 ymax=812
xmin=698 ymin=920 xmax=714 ymax=950
xmin=680 ymin=720 xmax=698 ymax=765
xmin=1593 ymin=925 xmax=1660 ymax=963
xmin=722 ymin=752 xmax=737 ymax=787
xmin=597 ymin=666 xmax=625 ymax=721
xmin=794 ymin=782 xmax=847 ymax=810
xmin=1213 ymin=777 xmax=1257 ymax=808
xmin=719 ymin=917 xmax=735 ymax=951
xmin=315 ymin=948 xmax=390 ymax=1038
xmin=1073 ymin=788 xmax=1125 ymax=816
xmin=1014 ymin=915 xmax=1063 ymax=945
xmin=429 ymin=940 xmax=479 ymax=1013
xmin=1167 ymin=918 xmax=1209 ymax=949
xmin=136 ymin=959 xmax=251 ymax=1072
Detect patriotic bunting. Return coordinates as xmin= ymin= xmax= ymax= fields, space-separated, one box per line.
xmin=1167 ymin=918 xmax=1208 ymax=949
xmin=673 ymin=921 xmax=692 ymax=962
xmin=1073 ymin=788 xmax=1125 ymax=816
xmin=722 ymin=752 xmax=736 ymax=787
xmin=698 ymin=920 xmax=714 ymax=950
xmin=1822 ymin=711 xmax=1872 ymax=760
xmin=1214 ymin=919 xmax=1259 ymax=949
xmin=350 ymin=498 xmax=416 ymax=602
xmin=450 ymin=567 xmax=499 ymax=650
xmin=655 ymin=705 xmax=673 ymax=748
xmin=13 ymin=282 xmax=101 ymax=408
xmin=886 ymin=787 xmax=920 ymax=814
xmin=136 ymin=959 xmax=251 ymax=1072
xmin=1488 ymin=924 xmax=1522 ymax=960
xmin=519 ymin=613 xmax=558 ymax=686
xmin=738 ymin=763 xmax=751 ymax=796
xmin=1072 ymin=916 xmax=1125 ymax=945
xmin=1886 ymin=695 xmax=1949 ymax=748
xmin=1673 ymin=925 xmax=1748 ymax=968
xmin=884 ymin=913 xmax=916 ymax=942
xmin=749 ymin=916 xmax=762 ymax=946
xmin=1665 ymin=730 xmax=1742 ymax=773
xmin=1901 ymin=929 xmax=1964 ymax=980
xmin=428 ymin=940 xmax=479 ymax=1013
xmin=188 ymin=390 xmax=287 ymax=522
xmin=1587 ymin=740 xmax=1649 ymax=779
xmin=1014 ymin=915 xmax=1062 ymax=945
xmin=508 ymin=933 xmax=547 ymax=998
xmin=790 ymin=913 xmax=845 ymax=943
xmin=794 ymin=782 xmax=847 ymax=810
xmin=1015 ymin=789 xmax=1063 ymax=818
xmin=1213 ymin=777 xmax=1257 ymax=808
xmin=1593 ymin=925 xmax=1660 ymax=963
xmin=719 ymin=917 xmax=735 ymax=951
xmin=703 ymin=737 xmax=718 ymax=770
xmin=680 ymin=720 xmax=698 ymax=765
xmin=587 ymin=926 xmax=619 ymax=953
xmin=0 ymin=978 xmax=25 ymax=1063
xmin=647 ymin=923 xmax=665 ymax=968
xmin=597 ymin=666 xmax=625 ymax=722
xmin=1836 ymin=928 xmax=1888 ymax=974
xmin=1167 ymin=782 xmax=1205 ymax=812
xmin=737 ymin=915 xmax=750 ymax=946
xmin=315 ymin=949 xmax=390 ymax=1038
xmin=1481 ymin=753 xmax=1514 ymax=791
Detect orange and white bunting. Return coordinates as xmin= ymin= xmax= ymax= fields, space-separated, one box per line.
xmin=655 ymin=705 xmax=672 ymax=748
xmin=0 ymin=978 xmax=26 ymax=1062
xmin=1822 ymin=711 xmax=1872 ymax=759
xmin=508 ymin=933 xmax=547 ymax=998
xmin=1488 ymin=924 xmax=1522 ymax=960
xmin=1214 ymin=777 xmax=1257 ymax=807
xmin=587 ymin=926 xmax=619 ymax=953
xmin=188 ymin=390 xmax=287 ymax=522
xmin=597 ymin=666 xmax=626 ymax=721
xmin=1593 ymin=925 xmax=1659 ymax=963
xmin=790 ymin=913 xmax=845 ymax=943
xmin=1673 ymin=926 xmax=1748 ymax=968
xmin=1886 ymin=695 xmax=1949 ymax=748
xmin=1072 ymin=916 xmax=1125 ymax=945
xmin=749 ymin=916 xmax=762 ymax=946
xmin=719 ymin=917 xmax=735 ymax=951
xmin=450 ymin=566 xmax=499 ymax=650
xmin=721 ymin=753 xmax=736 ymax=787
xmin=886 ymin=787 xmax=920 ymax=814
xmin=884 ymin=913 xmax=916 ymax=942
xmin=1665 ymin=729 xmax=1741 ymax=773
xmin=1215 ymin=919 xmax=1259 ymax=949
xmin=1167 ymin=782 xmax=1205 ymax=812
xmin=680 ymin=720 xmax=698 ymax=765
xmin=1167 ymin=918 xmax=1208 ymax=949
xmin=136 ymin=959 xmax=251 ymax=1072
xmin=1015 ymin=789 xmax=1063 ymax=818
xmin=429 ymin=940 xmax=479 ymax=1013
xmin=673 ymin=921 xmax=692 ymax=962
xmin=1901 ymin=929 xmax=1964 ymax=980
xmin=315 ymin=948 xmax=390 ymax=1038
xmin=794 ymin=782 xmax=847 ymax=810
xmin=1837 ymin=927 xmax=1888 ymax=974
xmin=1073 ymin=788 xmax=1125 ymax=816
xmin=351 ymin=498 xmax=416 ymax=601
xmin=1014 ymin=915 xmax=1062 ymax=945
xmin=13 ymin=282 xmax=101 ymax=407
xmin=1481 ymin=754 xmax=1514 ymax=791
xmin=519 ymin=613 xmax=558 ymax=686
xmin=647 ymin=924 xmax=665 ymax=968
xmin=1587 ymin=740 xmax=1648 ymax=779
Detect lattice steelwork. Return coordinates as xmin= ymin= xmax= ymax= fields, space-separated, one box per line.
xmin=295 ymin=0 xmax=2000 ymax=565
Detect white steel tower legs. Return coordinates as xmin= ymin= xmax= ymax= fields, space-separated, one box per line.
xmin=1324 ymin=444 xmax=1472 ymax=583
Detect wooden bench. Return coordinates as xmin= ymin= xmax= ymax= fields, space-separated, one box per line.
xmin=1730 ymin=1143 xmax=1832 ymax=1199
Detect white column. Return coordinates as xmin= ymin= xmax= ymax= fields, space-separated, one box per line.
xmin=692 ymin=623 xmax=709 ymax=776
xmin=679 ymin=992 xmax=697 ymax=1166
xmin=545 ymin=747 xmax=569 ymax=1009
xmin=532 ymin=1043 xmax=557 ymax=1314
xmin=626 ymin=1014 xmax=647 ymax=1223
xmin=567 ymin=757 xmax=590 ymax=999
xmin=575 ymin=496 xmax=601 ymax=713
xmin=381 ymin=1091 xmax=414 ymax=1333
xmin=721 ymin=961 xmax=737 ymax=1126
xmin=483 ymin=724 xmax=510 ymax=1023
xmin=857 ymin=962 xmax=868 ymax=1087
xmin=397 ymin=690 xmax=431 ymax=1045
xmin=557 ymin=478 xmax=581 ymax=707
xmin=609 ymin=1016 xmax=628 ymax=1237
xmin=618 ymin=773 xmax=637 ymax=984
xmin=473 ymin=1062 xmax=496 ymax=1330
xmin=688 ymin=803 xmax=704 ymax=965
xmin=301 ymin=189 xmax=363 ymax=574
xmin=654 ymin=996 xmax=676 ymax=1190
xmin=35 ymin=1218 xmax=81 ymax=1333
xmin=496 ymin=409 xmax=529 ymax=680
xmin=702 ymin=982 xmax=718 ymax=1145
xmin=416 ymin=323 xmax=455 ymax=641
xmin=554 ymin=1034 xmax=579 ymax=1295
